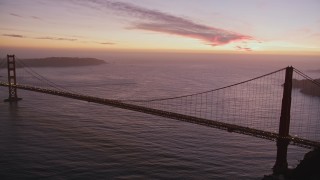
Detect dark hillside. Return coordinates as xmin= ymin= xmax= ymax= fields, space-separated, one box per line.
xmin=2 ymin=57 xmax=106 ymax=68
xmin=292 ymin=78 xmax=320 ymax=97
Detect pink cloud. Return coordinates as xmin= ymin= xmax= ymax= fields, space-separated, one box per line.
xmin=133 ymin=23 xmax=251 ymax=46
xmin=82 ymin=0 xmax=253 ymax=46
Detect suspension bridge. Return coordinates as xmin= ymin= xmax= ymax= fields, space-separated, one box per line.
xmin=1 ymin=55 xmax=320 ymax=173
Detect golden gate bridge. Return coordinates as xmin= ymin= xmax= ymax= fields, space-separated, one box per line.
xmin=0 ymin=55 xmax=319 ymax=173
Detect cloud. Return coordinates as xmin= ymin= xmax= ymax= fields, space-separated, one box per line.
xmin=2 ymin=34 xmax=78 ymax=41
xmin=2 ymin=34 xmax=25 ymax=38
xmin=133 ymin=23 xmax=251 ymax=46
xmin=236 ymin=46 xmax=252 ymax=52
xmin=2 ymin=33 xmax=115 ymax=45
xmin=99 ymin=42 xmax=115 ymax=45
xmin=36 ymin=36 xmax=78 ymax=41
xmin=10 ymin=13 xmax=42 ymax=21
xmin=31 ymin=16 xmax=42 ymax=20
xmin=10 ymin=13 xmax=22 ymax=18
xmin=79 ymin=40 xmax=116 ymax=45
xmin=82 ymin=0 xmax=253 ymax=46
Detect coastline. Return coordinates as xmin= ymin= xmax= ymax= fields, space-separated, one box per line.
xmin=1 ymin=57 xmax=106 ymax=68
xmin=292 ymin=79 xmax=320 ymax=97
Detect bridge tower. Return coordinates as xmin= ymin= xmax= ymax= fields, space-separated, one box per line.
xmin=273 ymin=66 xmax=293 ymax=174
xmin=4 ymin=54 xmax=22 ymax=102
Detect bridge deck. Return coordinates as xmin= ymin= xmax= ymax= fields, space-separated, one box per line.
xmin=1 ymin=82 xmax=319 ymax=149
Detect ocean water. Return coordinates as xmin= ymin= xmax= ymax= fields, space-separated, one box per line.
xmin=1 ymin=55 xmax=320 ymax=179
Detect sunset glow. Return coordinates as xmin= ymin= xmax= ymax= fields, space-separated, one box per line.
xmin=1 ymin=0 xmax=320 ymax=56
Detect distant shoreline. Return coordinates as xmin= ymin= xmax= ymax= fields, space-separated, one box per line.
xmin=308 ymin=69 xmax=320 ymax=73
xmin=1 ymin=57 xmax=106 ymax=68
xmin=292 ymin=78 xmax=320 ymax=97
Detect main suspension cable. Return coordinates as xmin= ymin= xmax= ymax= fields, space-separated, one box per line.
xmin=123 ymin=67 xmax=287 ymax=102
xmin=16 ymin=58 xmax=80 ymax=94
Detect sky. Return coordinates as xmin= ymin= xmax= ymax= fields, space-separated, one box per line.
xmin=0 ymin=0 xmax=320 ymax=56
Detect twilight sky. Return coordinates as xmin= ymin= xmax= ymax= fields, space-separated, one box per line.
xmin=0 ymin=0 xmax=320 ymax=55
